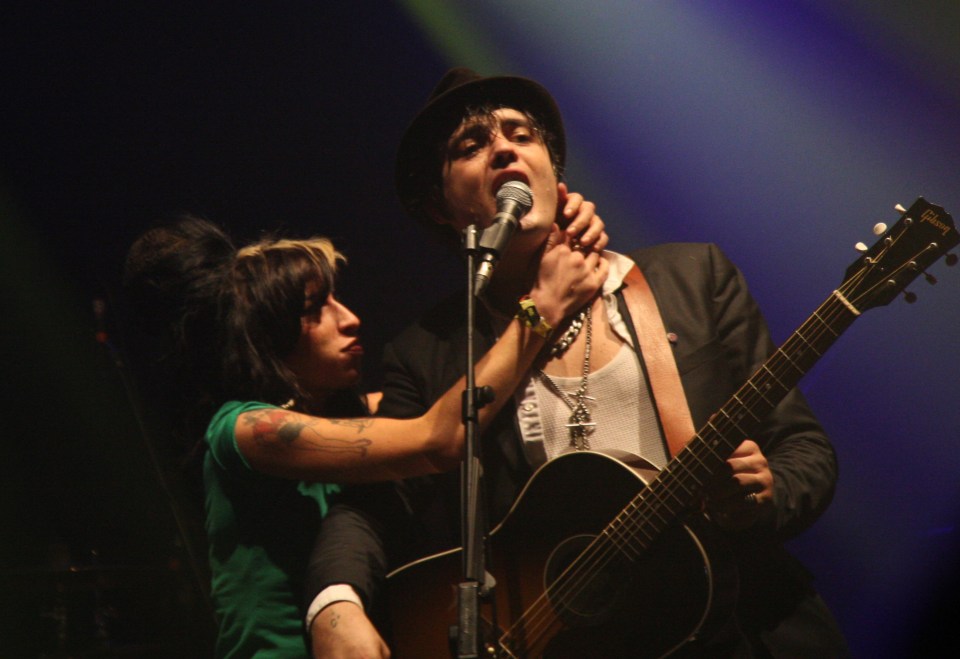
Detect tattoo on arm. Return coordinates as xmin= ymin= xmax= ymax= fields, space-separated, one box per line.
xmin=242 ymin=409 xmax=372 ymax=457
xmin=327 ymin=417 xmax=375 ymax=432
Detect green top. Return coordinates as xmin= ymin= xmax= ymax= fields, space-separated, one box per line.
xmin=204 ymin=400 xmax=339 ymax=658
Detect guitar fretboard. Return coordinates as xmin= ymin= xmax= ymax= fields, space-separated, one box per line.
xmin=605 ymin=291 xmax=859 ymax=558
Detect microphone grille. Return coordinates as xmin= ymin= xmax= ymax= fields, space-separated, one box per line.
xmin=496 ymin=180 xmax=533 ymax=212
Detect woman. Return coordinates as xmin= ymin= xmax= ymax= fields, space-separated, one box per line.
xmin=123 ymin=212 xmax=606 ymax=657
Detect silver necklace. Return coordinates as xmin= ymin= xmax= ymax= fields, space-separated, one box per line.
xmin=548 ymin=307 xmax=588 ymax=358
xmin=539 ymin=305 xmax=594 ymax=450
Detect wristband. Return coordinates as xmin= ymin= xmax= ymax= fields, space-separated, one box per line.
xmin=516 ymin=295 xmax=554 ymax=338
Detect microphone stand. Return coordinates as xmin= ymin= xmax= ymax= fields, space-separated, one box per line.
xmin=456 ymin=224 xmax=494 ymax=658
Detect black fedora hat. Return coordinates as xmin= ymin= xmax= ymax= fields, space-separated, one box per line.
xmin=395 ymin=67 xmax=566 ymax=226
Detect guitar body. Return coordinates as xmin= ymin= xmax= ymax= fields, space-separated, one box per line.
xmin=386 ymin=451 xmax=737 ymax=658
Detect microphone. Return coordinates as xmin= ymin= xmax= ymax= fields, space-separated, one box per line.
xmin=474 ymin=181 xmax=533 ymax=296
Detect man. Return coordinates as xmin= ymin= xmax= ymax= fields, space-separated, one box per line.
xmin=308 ymin=68 xmax=848 ymax=657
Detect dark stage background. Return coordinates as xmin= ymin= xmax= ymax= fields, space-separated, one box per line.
xmin=3 ymin=2 xmax=958 ymax=656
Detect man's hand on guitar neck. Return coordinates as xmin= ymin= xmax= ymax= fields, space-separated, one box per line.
xmin=705 ymin=439 xmax=775 ymax=530
xmin=310 ymin=601 xmax=390 ymax=659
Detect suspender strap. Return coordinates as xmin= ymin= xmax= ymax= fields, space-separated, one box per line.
xmin=618 ymin=265 xmax=695 ymax=457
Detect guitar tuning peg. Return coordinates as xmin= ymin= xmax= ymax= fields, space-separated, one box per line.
xmin=946 ymin=253 xmax=958 ymax=267
xmin=903 ymin=291 xmax=917 ymax=304
xmin=924 ymin=273 xmax=938 ymax=285
xmin=873 ymin=223 xmax=888 ymax=235
xmin=854 ymin=242 xmax=869 ymax=252
xmin=894 ymin=203 xmax=907 ymax=213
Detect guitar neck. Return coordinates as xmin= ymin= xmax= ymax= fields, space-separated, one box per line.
xmin=610 ymin=291 xmax=860 ymax=552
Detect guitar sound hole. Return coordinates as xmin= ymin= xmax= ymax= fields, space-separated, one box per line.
xmin=543 ymin=534 xmax=630 ymax=627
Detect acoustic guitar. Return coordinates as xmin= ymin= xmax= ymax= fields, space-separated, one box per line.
xmin=386 ymin=198 xmax=957 ymax=658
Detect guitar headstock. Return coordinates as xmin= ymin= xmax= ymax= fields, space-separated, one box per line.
xmin=842 ymin=198 xmax=958 ymax=311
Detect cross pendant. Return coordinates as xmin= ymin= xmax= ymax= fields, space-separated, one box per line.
xmin=565 ymin=402 xmax=594 ymax=450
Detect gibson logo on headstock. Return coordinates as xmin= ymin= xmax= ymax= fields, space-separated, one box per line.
xmin=920 ymin=208 xmax=952 ymax=237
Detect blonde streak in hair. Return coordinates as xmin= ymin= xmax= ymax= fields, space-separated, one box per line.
xmin=235 ymin=243 xmax=265 ymax=260
xmin=273 ymin=237 xmax=346 ymax=274
xmin=237 ymin=237 xmax=344 ymax=271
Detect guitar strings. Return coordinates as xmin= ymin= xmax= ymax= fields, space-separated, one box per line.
xmin=500 ymin=260 xmax=885 ymax=654
xmin=504 ymin=297 xmax=847 ymax=652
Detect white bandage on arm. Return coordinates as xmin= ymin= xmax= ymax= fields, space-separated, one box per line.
xmin=305 ymin=583 xmax=364 ymax=632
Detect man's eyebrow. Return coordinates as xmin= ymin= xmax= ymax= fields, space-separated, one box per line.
xmin=499 ymin=116 xmax=532 ymax=130
xmin=449 ymin=121 xmax=489 ymax=144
